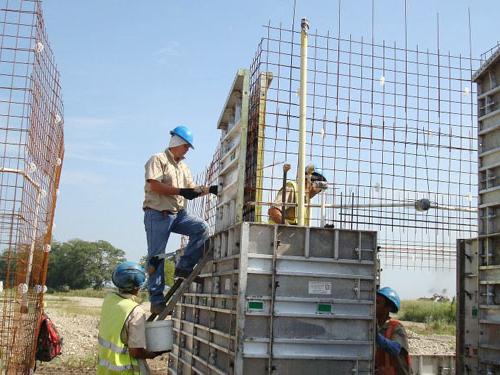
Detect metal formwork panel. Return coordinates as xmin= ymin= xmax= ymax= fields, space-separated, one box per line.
xmin=456 ymin=239 xmax=479 ymax=374
xmin=169 ymin=223 xmax=377 ymax=375
xmin=412 ymin=355 xmax=455 ymax=375
xmin=474 ymin=46 xmax=500 ymax=374
xmin=215 ymin=70 xmax=250 ymax=233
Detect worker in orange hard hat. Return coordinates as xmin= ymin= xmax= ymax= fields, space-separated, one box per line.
xmin=375 ymin=287 xmax=412 ymax=375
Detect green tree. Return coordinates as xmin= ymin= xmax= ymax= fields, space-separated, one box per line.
xmin=164 ymin=259 xmax=175 ymax=287
xmin=46 ymin=239 xmax=126 ymax=290
xmin=0 ymin=248 xmax=15 ymax=280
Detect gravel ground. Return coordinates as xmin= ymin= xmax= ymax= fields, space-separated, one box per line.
xmin=404 ymin=322 xmax=455 ymax=355
xmin=35 ymin=296 xmax=455 ymax=374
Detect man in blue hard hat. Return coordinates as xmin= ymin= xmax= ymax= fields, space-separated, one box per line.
xmin=375 ymin=286 xmax=412 ymax=375
xmin=97 ymin=262 xmax=166 ymax=375
xmin=143 ymin=125 xmax=216 ymax=314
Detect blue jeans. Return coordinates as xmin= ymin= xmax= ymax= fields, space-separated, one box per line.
xmin=144 ymin=208 xmax=209 ymax=304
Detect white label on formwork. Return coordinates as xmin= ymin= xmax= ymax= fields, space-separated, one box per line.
xmin=225 ymin=278 xmax=231 ymax=291
xmin=308 ymin=281 xmax=332 ymax=295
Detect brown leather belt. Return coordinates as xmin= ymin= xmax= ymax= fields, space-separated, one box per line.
xmin=144 ymin=207 xmax=182 ymax=216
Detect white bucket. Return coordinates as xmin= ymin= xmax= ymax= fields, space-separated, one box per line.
xmin=145 ymin=320 xmax=173 ymax=352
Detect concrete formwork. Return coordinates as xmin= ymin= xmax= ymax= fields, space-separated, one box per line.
xmin=168 ymin=223 xmax=378 ymax=375
xmin=473 ymin=46 xmax=500 ymax=374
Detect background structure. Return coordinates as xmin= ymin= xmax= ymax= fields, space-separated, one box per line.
xmin=192 ymin=20 xmax=480 ymax=271
xmin=0 ymin=0 xmax=64 ymax=372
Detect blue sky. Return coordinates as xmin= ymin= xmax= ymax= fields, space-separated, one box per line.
xmin=42 ymin=0 xmax=497 ymax=298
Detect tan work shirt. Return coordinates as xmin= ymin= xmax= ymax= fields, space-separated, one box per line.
xmin=118 ymin=292 xmax=150 ymax=374
xmin=143 ymin=149 xmax=196 ymax=212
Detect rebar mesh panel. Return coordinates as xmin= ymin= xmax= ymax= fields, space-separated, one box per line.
xmin=245 ymin=23 xmax=479 ymax=269
xmin=0 ymin=0 xmax=64 ymax=373
xmin=188 ymin=147 xmax=220 ymax=236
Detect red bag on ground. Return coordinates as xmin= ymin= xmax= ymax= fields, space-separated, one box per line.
xmin=36 ymin=312 xmax=63 ymax=362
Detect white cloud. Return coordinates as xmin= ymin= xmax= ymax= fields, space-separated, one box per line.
xmin=65 ymin=117 xmax=116 ymax=130
xmin=66 ymin=140 xmax=118 ymax=153
xmin=155 ymin=41 xmax=180 ymax=64
xmin=60 ymin=170 xmax=106 ymax=186
xmin=65 ymin=152 xmax=140 ymax=167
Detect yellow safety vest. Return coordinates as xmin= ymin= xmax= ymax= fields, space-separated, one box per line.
xmin=97 ymin=293 xmax=141 ymax=375
xmin=269 ymin=181 xmax=310 ymax=226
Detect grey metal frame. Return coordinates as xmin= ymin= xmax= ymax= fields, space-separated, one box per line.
xmin=168 ymin=223 xmax=377 ymax=375
xmin=473 ymin=46 xmax=500 ymax=374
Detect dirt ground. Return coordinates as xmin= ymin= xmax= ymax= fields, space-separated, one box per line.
xmin=35 ymin=296 xmax=455 ymax=374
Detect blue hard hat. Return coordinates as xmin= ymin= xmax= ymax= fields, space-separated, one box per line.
xmin=170 ymin=125 xmax=194 ymax=149
xmin=377 ymin=286 xmax=401 ymax=313
xmin=112 ymin=261 xmax=146 ymax=291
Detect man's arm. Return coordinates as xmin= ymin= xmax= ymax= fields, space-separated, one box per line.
xmin=148 ymin=180 xmax=208 ymax=200
xmin=129 ymin=347 xmax=166 ymax=359
xmin=147 ymin=179 xmax=180 ymax=196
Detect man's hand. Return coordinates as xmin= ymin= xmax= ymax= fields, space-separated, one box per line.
xmin=129 ymin=347 xmax=171 ymax=359
xmin=209 ymin=185 xmax=218 ymax=195
xmin=179 ymin=186 xmax=216 ymax=199
xmin=376 ymin=333 xmax=402 ymax=356
xmin=179 ymin=188 xmax=201 ymax=200
xmin=151 ymin=350 xmax=171 ymax=358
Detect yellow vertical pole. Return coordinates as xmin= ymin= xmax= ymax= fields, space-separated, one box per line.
xmin=297 ymin=18 xmax=309 ymax=226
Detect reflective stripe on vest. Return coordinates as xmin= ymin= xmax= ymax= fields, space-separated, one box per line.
xmin=98 ymin=359 xmax=140 ymax=373
xmin=97 ymin=293 xmax=140 ymax=375
xmin=98 ymin=336 xmax=128 ymax=354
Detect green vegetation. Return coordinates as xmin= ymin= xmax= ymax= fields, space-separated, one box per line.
xmin=47 ymin=239 xmax=126 ymax=290
xmin=42 ymin=352 xmax=97 ymax=369
xmin=44 ymin=296 xmax=102 ymax=317
xmin=165 ymin=259 xmax=175 ymax=287
xmin=397 ymin=299 xmax=456 ymax=335
xmin=63 ymin=352 xmax=98 ymax=369
xmin=48 ymin=288 xmax=110 ymax=299
xmin=52 ymin=287 xmax=149 ymax=300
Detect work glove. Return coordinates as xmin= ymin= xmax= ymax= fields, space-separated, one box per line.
xmin=209 ymin=185 xmax=218 ymax=195
xmin=376 ymin=333 xmax=402 ymax=357
xmin=179 ymin=188 xmax=201 ymax=200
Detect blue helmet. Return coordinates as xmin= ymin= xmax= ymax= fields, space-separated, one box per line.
xmin=112 ymin=261 xmax=146 ymax=291
xmin=170 ymin=125 xmax=194 ymax=149
xmin=377 ymin=287 xmax=401 ymax=313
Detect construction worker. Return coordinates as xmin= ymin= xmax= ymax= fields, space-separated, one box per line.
xmin=375 ymin=286 xmax=412 ymax=375
xmin=97 ymin=262 xmax=166 ymax=374
xmin=143 ymin=125 xmax=216 ymax=314
xmin=268 ymin=166 xmax=328 ymax=225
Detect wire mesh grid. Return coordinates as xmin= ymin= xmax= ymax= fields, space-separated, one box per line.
xmin=0 ymin=0 xmax=64 ymax=372
xmin=189 ymin=146 xmax=220 ymax=236
xmin=243 ymin=23 xmax=479 ymax=270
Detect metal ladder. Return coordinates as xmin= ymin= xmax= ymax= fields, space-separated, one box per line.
xmin=147 ymin=240 xmax=213 ymax=322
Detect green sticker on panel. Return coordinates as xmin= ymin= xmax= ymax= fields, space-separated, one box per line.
xmin=248 ymin=300 xmax=264 ymax=311
xmin=317 ymin=303 xmax=332 ymax=314
xmin=472 ymin=306 xmax=478 ymax=318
